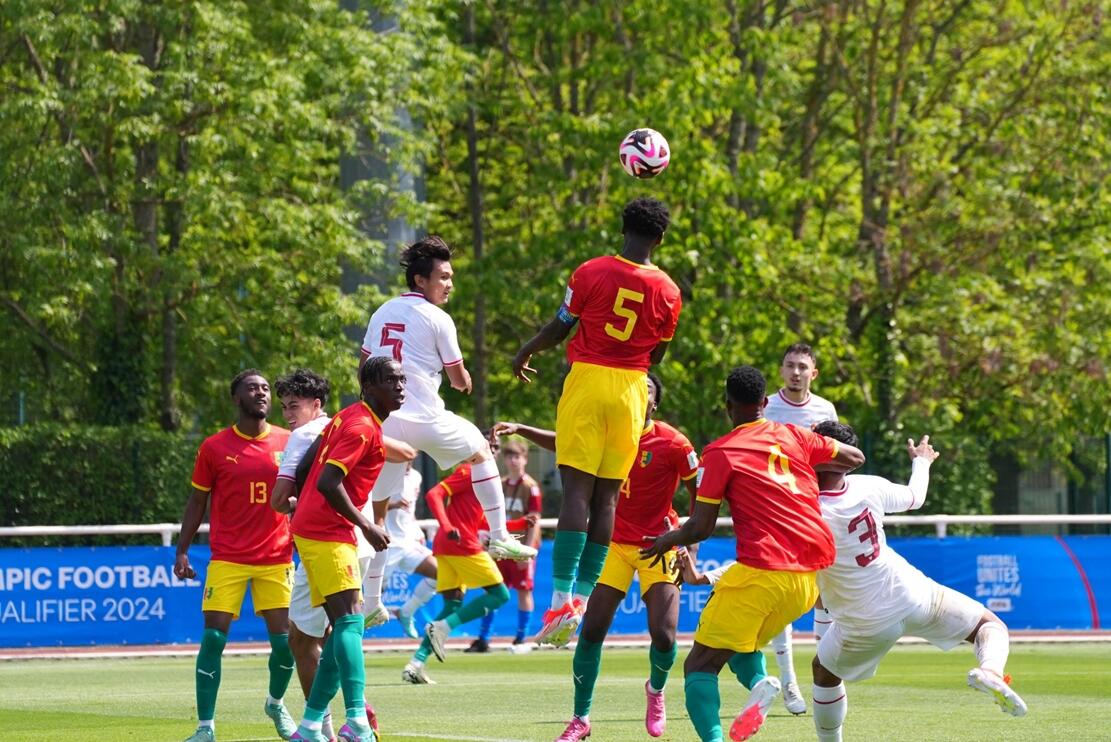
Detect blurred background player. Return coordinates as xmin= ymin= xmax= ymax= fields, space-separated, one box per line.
xmin=385 ymin=463 xmax=439 ymax=639
xmin=402 ymin=463 xmax=512 ymax=684
xmin=810 ymin=422 xmax=1026 ymax=742
xmin=361 ymin=236 xmax=535 ymax=625
xmin=174 ymin=370 xmax=295 ymax=742
xmin=289 ymin=357 xmax=405 ymax=742
xmin=468 ymin=437 xmax=543 ymax=652
xmin=512 ymin=197 xmax=682 ymax=646
xmin=642 ymin=366 xmax=864 ymax=742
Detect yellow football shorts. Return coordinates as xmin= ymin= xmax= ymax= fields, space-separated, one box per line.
xmin=437 ymin=553 xmax=504 ymax=593
xmin=598 ymin=542 xmax=678 ymax=598
xmin=555 ymin=362 xmax=648 ymax=480
xmin=201 ymin=560 xmax=293 ymax=618
xmin=693 ymin=562 xmax=819 ymax=653
xmin=293 ymin=536 xmax=362 ymax=607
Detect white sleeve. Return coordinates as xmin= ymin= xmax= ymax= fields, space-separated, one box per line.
xmin=277 ymin=427 xmax=315 ymax=481
xmin=826 ymin=399 xmax=838 ymax=422
xmin=361 ymin=315 xmax=375 ymax=355
xmin=436 ymin=312 xmax=464 ymax=367
xmin=876 ymin=459 xmax=931 ymax=513
xmin=705 ymin=562 xmax=734 ymax=585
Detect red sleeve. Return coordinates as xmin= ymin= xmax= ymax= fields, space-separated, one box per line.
xmin=659 ymin=281 xmax=681 ymax=342
xmin=797 ymin=427 xmax=838 ymax=467
xmin=672 ymin=431 xmax=699 ymax=481
xmin=506 ymin=516 xmax=530 ymax=530
xmin=528 ymin=481 xmax=542 ymax=513
xmin=323 ymin=419 xmax=374 ymax=477
xmin=425 ymin=484 xmax=454 ymax=531
xmin=695 ymin=447 xmax=729 ymax=505
xmin=564 ymin=261 xmax=593 ymax=317
xmin=191 ymin=440 xmax=215 ymax=492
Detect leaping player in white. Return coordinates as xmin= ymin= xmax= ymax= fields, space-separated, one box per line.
xmin=808 ymin=421 xmax=1027 ymax=742
xmin=359 ymin=236 xmax=537 ymax=623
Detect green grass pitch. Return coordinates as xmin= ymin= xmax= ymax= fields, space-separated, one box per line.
xmin=0 ymin=643 xmax=1108 ymax=741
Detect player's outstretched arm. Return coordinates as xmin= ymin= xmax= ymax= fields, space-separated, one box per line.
xmin=444 ymin=362 xmax=473 ymax=394
xmin=491 ymin=421 xmax=556 ymax=452
xmin=174 ymin=487 xmax=209 ymax=579
xmin=819 ymin=438 xmax=866 ymax=472
xmin=640 ymin=498 xmax=719 ymax=566
xmin=675 ymin=549 xmax=710 ymax=586
xmin=316 ymin=464 xmax=389 ymax=551
xmin=384 ymin=435 xmax=418 ymax=463
xmin=649 ymin=340 xmax=671 ymax=365
xmin=424 ymin=483 xmax=459 ymax=540
xmin=512 ymin=317 xmax=573 ymax=382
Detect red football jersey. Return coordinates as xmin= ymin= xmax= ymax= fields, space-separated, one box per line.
xmin=292 ymin=400 xmax=386 ymax=545
xmin=612 ymin=420 xmax=698 ymax=545
xmin=430 ymin=465 xmax=488 ymax=556
xmin=191 ymin=423 xmax=292 ymax=565
xmin=562 ymin=256 xmax=682 ymax=371
xmin=696 ymin=419 xmax=839 ymax=572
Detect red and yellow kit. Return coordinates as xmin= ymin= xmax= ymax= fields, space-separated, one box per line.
xmin=696 ymin=419 xmax=839 ymax=572
xmin=562 ymin=255 xmax=682 ymax=372
xmin=612 ymin=420 xmax=698 ymax=545
xmin=427 ymin=465 xmax=503 ymax=592
xmin=292 ymin=400 xmax=386 ymax=545
xmin=499 ymin=473 xmax=542 ymax=589
xmin=191 ymin=423 xmax=292 ymax=565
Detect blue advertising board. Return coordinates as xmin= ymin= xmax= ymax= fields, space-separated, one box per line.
xmin=1 ymin=536 xmax=1107 ymax=647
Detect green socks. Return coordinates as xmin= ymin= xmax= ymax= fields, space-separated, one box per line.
xmin=195 ymin=628 xmax=227 ymax=722
xmin=728 ymin=651 xmax=768 ymax=691
xmin=446 ymin=584 xmax=510 ymax=629
xmin=415 ymin=598 xmax=461 ymax=663
xmin=552 ymin=530 xmax=588 ymax=595
xmin=332 ymin=614 xmax=366 ymax=717
xmin=685 ymin=672 xmax=724 ymax=741
xmin=305 ymin=630 xmax=340 ymax=718
xmin=648 ymin=643 xmax=677 ymax=692
xmin=573 ymin=637 xmax=604 ymax=717
xmin=574 ymin=541 xmax=610 ymax=599
xmin=267 ymin=632 xmax=295 ymax=700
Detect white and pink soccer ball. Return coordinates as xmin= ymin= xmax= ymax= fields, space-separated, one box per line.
xmin=618 ymin=128 xmax=670 ymax=178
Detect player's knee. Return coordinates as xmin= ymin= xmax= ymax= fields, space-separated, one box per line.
xmin=463 ymin=445 xmax=493 ymax=465
xmin=811 ymin=655 xmax=840 ymax=686
xmin=649 ymin=629 xmax=675 ymax=653
xmin=487 ymin=583 xmax=510 ymax=607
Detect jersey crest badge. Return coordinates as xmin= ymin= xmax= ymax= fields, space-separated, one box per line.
xmin=272 ymin=451 xmax=284 ymax=466
xmin=639 ymin=450 xmax=653 ymax=468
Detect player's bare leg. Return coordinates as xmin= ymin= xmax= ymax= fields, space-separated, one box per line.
xmin=811 ymin=656 xmax=846 ymax=742
xmin=643 ymin=581 xmax=680 ymax=738
xmin=966 ymin=611 xmax=1027 ymax=717
xmin=464 ymin=448 xmax=537 ymax=562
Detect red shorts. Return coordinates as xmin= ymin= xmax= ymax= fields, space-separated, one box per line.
xmin=496 ymin=557 xmax=535 ymax=590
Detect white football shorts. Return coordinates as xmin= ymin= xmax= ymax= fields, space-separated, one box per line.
xmin=371 ymin=412 xmax=488 ymax=502
xmin=384 ymin=539 xmax=433 ymax=576
xmin=817 ymin=583 xmax=986 ymax=682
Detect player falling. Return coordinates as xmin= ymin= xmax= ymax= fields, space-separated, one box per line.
xmin=642 ymin=366 xmax=864 ymax=742
xmin=288 ymin=358 xmax=406 ymax=742
xmin=513 ymin=196 xmax=682 ymax=646
xmin=175 ymin=369 xmax=296 ymax=742
xmin=360 ymin=236 xmax=535 ymax=623
xmin=809 ymin=421 xmax=1027 ymax=741
xmin=494 ymin=372 xmax=699 ymax=741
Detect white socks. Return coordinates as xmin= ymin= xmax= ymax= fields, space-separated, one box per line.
xmin=401 ymin=577 xmax=437 ymax=616
xmin=470 ymin=458 xmax=510 ymax=541
xmin=974 ymin=620 xmax=1010 ymax=677
xmin=551 ymin=590 xmax=573 ymax=610
xmin=813 ymin=607 xmax=833 ymax=640
xmin=812 ymin=683 xmax=846 ymax=742
xmin=772 ymin=623 xmax=797 ymax=684
xmin=360 ymin=549 xmax=389 ymax=610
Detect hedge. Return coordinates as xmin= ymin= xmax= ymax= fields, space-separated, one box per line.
xmin=0 ymin=424 xmax=199 ymax=546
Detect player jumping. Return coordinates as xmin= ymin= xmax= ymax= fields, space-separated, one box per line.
xmin=809 ymin=421 xmax=1027 ymax=741
xmin=512 ymin=197 xmax=682 ymax=646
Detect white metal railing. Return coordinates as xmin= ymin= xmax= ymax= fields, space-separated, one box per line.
xmin=2 ymin=514 xmax=1111 ymax=546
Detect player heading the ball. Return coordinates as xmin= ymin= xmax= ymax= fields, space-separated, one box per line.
xmin=512 ymin=196 xmax=682 ymax=647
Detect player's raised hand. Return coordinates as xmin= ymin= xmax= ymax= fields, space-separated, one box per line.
xmin=361 ymin=522 xmax=391 ymax=552
xmin=511 ymin=352 xmax=537 ymax=383
xmin=907 ymin=435 xmax=939 ymax=462
xmin=490 ymin=421 xmax=520 ymax=440
xmin=174 ymin=553 xmax=195 ymax=580
xmin=639 ymin=532 xmax=678 ymax=568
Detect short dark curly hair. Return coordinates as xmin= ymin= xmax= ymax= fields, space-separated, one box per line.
xmin=360 ymin=355 xmax=399 ymax=389
xmin=230 ymin=368 xmax=266 ymax=396
xmin=274 ymin=368 xmax=330 ymax=405
xmin=647 ymin=372 xmax=664 ymax=408
xmin=814 ymin=420 xmax=859 ymax=448
xmin=400 ymin=235 xmax=453 ymax=290
xmin=622 ymin=197 xmax=670 ymax=240
xmin=726 ymin=365 xmax=766 ymax=405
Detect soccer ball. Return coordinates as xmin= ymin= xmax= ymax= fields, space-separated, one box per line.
xmin=618 ymin=128 xmax=670 ymax=178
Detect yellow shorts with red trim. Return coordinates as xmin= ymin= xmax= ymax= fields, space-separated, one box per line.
xmin=555 ymin=362 xmax=648 ymax=480
xmin=293 ymin=536 xmax=362 ymax=607
xmin=201 ymin=560 xmax=293 ymax=619
xmin=693 ymin=562 xmax=819 ymax=653
xmin=437 ymin=553 xmax=504 ymax=593
xmin=598 ymin=542 xmax=678 ymax=598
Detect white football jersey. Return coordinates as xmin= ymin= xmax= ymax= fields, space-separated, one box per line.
xmin=385 ymin=467 xmax=426 ymax=543
xmin=764 ymin=389 xmax=838 ymax=429
xmin=816 ymin=459 xmax=933 ymax=634
xmin=362 ymin=293 xmax=464 ymax=422
xmin=704 ymin=562 xmax=734 ymax=585
xmin=276 ymin=414 xmax=331 ymax=481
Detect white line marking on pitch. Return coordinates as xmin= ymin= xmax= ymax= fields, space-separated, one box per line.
xmin=394 ymin=733 xmax=532 ymax=742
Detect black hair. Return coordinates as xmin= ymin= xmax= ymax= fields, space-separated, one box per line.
xmin=814 ymin=420 xmax=859 ymax=449
xmin=274 ymin=368 xmax=330 ymax=405
xmin=622 ymin=197 xmax=670 ymax=240
xmin=783 ymin=342 xmax=817 ymax=365
xmin=725 ymin=365 xmax=766 ymax=405
xmin=360 ymin=356 xmax=397 ymax=388
xmin=400 ymin=235 xmax=453 ymax=290
xmin=647 ymin=372 xmax=664 ymax=408
xmin=230 ymin=368 xmax=266 ymax=396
